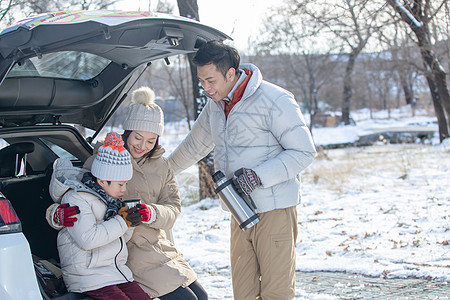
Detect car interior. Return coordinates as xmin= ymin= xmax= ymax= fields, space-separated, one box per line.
xmin=0 ymin=127 xmax=93 ymax=299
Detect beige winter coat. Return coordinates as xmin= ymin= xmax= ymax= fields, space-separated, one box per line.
xmin=48 ymin=145 xmax=197 ymax=298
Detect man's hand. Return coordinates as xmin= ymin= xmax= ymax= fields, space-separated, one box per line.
xmin=137 ymin=203 xmax=151 ymax=222
xmin=53 ymin=203 xmax=80 ymax=227
xmin=118 ymin=206 xmax=142 ymax=227
xmin=233 ymin=168 xmax=261 ymax=196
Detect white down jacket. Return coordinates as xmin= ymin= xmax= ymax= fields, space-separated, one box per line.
xmin=169 ymin=63 xmax=317 ymax=213
xmin=49 ymin=158 xmax=133 ymax=293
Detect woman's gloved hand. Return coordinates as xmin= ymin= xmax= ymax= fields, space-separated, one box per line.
xmin=137 ymin=203 xmax=151 ymax=222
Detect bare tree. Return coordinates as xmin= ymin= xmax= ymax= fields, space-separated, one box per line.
xmin=387 ymin=0 xmax=450 ymax=142
xmin=290 ymin=53 xmax=339 ymax=128
xmin=162 ymin=55 xmax=194 ymax=125
xmin=177 ymin=0 xmax=216 ymax=200
xmin=0 ymin=0 xmax=21 ymax=25
xmin=259 ymin=0 xmax=386 ymax=125
xmin=22 ymin=0 xmax=119 ymax=13
xmin=1 ymin=0 xmax=120 ymax=27
xmin=252 ymin=52 xmax=339 ymax=129
xmin=379 ymin=13 xmax=420 ymax=106
xmin=252 ymin=6 xmax=341 ymax=130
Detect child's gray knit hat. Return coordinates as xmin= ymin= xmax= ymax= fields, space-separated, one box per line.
xmin=91 ymin=132 xmax=133 ymax=181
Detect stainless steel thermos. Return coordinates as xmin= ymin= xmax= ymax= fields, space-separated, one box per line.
xmin=212 ymin=171 xmax=260 ymax=230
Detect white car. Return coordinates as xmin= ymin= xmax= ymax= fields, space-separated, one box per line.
xmin=0 ymin=10 xmax=228 ymax=300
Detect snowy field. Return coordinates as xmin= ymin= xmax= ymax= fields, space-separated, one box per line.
xmin=159 ymin=106 xmax=450 ymax=299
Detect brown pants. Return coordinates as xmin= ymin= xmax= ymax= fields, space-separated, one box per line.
xmin=230 ymin=206 xmax=298 ymax=300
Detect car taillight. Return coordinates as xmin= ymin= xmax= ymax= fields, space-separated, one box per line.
xmin=0 ymin=197 xmax=22 ymax=234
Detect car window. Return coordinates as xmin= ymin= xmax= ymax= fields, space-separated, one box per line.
xmin=7 ymin=51 xmax=111 ymax=80
xmin=40 ymin=138 xmax=78 ymax=161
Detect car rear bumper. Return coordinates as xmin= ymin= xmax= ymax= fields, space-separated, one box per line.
xmin=0 ymin=233 xmax=42 ymax=300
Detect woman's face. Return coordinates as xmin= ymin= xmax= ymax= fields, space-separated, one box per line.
xmin=126 ymin=130 xmax=158 ymax=159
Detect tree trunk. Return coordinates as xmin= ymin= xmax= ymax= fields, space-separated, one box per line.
xmin=388 ymin=0 xmax=450 ymax=142
xmin=390 ymin=45 xmax=414 ymax=106
xmin=412 ymin=26 xmax=450 ymax=142
xmin=198 ymin=154 xmax=216 ymax=199
xmin=341 ymin=52 xmax=357 ymax=125
xmin=177 ymin=0 xmax=216 ymax=199
xmin=399 ymin=72 xmax=413 ymax=105
xmin=423 ymin=72 xmax=449 ymax=141
xmin=413 ymin=25 xmax=450 ymax=122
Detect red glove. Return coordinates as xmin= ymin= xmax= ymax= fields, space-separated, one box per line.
xmin=53 ymin=203 xmax=80 ymax=227
xmin=137 ymin=203 xmax=151 ymax=222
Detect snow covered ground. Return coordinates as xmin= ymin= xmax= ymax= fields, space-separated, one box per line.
xmin=159 ymin=106 xmax=449 ymax=299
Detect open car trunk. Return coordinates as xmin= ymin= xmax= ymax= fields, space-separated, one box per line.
xmin=0 ymin=10 xmax=229 ymax=300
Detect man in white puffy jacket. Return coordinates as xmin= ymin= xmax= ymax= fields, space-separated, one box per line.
xmin=168 ymin=40 xmax=317 ymax=299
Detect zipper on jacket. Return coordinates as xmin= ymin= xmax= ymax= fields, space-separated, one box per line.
xmin=115 ymin=236 xmax=130 ymax=282
xmin=223 ymin=109 xmax=229 ymax=173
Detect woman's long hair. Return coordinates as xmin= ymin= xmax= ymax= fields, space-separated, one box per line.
xmin=122 ymin=130 xmax=159 ymax=160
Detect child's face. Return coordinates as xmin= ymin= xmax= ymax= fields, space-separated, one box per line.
xmin=126 ymin=130 xmax=158 ymax=159
xmin=98 ymin=179 xmax=128 ymax=200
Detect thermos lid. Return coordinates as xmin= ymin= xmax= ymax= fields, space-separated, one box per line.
xmin=212 ymin=170 xmax=225 ymax=182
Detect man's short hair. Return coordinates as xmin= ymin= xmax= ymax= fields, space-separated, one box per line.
xmin=193 ymin=40 xmax=240 ymax=77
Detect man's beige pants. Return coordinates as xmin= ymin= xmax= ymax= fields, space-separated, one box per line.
xmin=230 ymin=206 xmax=298 ymax=300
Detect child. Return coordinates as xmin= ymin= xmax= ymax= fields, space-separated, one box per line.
xmin=49 ymin=132 xmax=151 ymax=300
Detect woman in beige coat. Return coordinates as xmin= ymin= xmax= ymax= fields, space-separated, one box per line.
xmin=49 ymin=87 xmax=206 ymax=300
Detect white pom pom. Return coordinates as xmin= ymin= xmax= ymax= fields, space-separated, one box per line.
xmin=132 ymin=87 xmax=155 ymax=106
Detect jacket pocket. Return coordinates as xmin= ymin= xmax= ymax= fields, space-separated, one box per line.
xmin=270 ymin=233 xmax=295 ymax=275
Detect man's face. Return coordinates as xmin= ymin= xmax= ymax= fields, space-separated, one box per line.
xmin=197 ymin=63 xmax=237 ymax=102
xmin=98 ymin=179 xmax=128 ymax=200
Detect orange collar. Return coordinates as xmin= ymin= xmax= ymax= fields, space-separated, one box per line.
xmin=224 ymin=68 xmax=252 ymax=119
